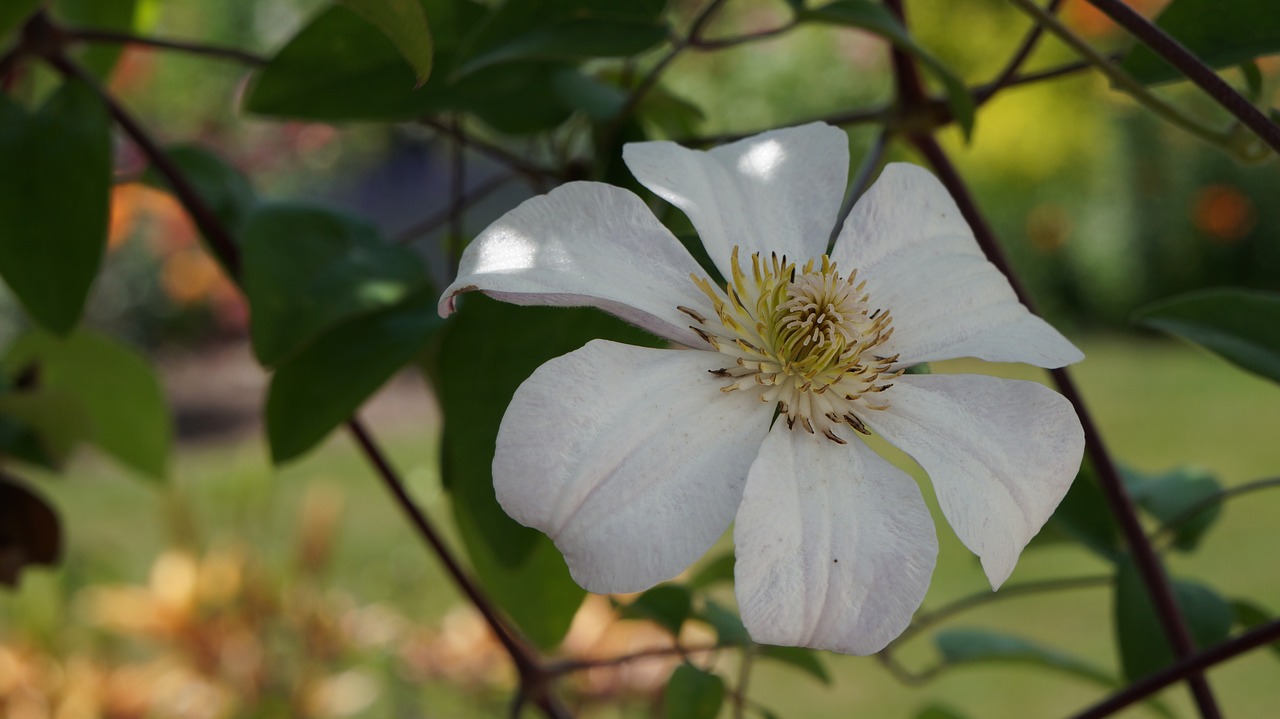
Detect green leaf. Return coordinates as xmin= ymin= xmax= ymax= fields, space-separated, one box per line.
xmin=143 ymin=144 xmax=258 ymax=239
xmin=799 ymin=1 xmax=975 ymax=138
xmin=0 ymin=389 xmax=94 ymax=470
xmin=1121 ymin=465 xmax=1222 ymax=552
xmin=1114 ymin=559 xmax=1233 ymax=681
xmin=432 ymin=294 xmax=664 ymax=648
xmin=1133 ymin=288 xmax=1280 ymax=386
xmin=621 ymin=585 xmax=693 ymax=636
xmin=664 ymin=664 xmax=724 ymax=719
xmin=456 ymin=0 xmax=669 ymax=76
xmin=935 ymin=628 xmax=1116 ymax=686
xmin=1121 ymin=0 xmax=1280 ymax=85
xmin=697 ymin=600 xmax=751 ymax=645
xmin=0 ymin=78 xmax=110 ymax=335
xmin=0 ymin=474 xmax=62 ymax=588
xmin=0 ymin=0 xmax=39 ymax=39
xmin=244 ymin=0 xmax=573 ymax=130
xmin=1230 ymin=599 xmax=1280 ymax=661
xmin=242 ymin=204 xmax=429 ymax=367
xmin=53 ymin=0 xmax=140 ymax=78
xmin=688 ymin=552 xmax=734 ymax=589
xmin=757 ymin=645 xmax=831 ymax=685
xmin=636 ymin=84 xmax=705 ymax=140
xmin=266 ymin=287 xmax=442 ymax=463
xmin=337 ymin=0 xmax=435 ymax=84
xmin=5 ymin=331 xmax=171 ymax=480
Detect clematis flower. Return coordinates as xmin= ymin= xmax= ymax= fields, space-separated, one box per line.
xmin=438 ymin=122 xmax=1085 ymax=655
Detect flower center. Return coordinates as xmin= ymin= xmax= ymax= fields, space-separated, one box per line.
xmin=681 ymin=247 xmax=900 ymax=444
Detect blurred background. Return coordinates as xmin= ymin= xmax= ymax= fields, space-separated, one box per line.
xmin=1 ymin=0 xmax=1279 ymax=717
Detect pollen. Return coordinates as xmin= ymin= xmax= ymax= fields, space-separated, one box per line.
xmin=689 ymin=247 xmax=900 ymax=442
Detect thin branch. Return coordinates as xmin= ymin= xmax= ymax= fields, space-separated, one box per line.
xmin=976 ymin=0 xmax=1065 ymax=105
xmin=1073 ymin=619 xmax=1280 ymax=719
xmin=876 ymin=651 xmax=938 ymax=686
xmin=44 ymin=49 xmax=242 ymax=276
xmin=547 ymin=643 xmax=723 ymax=676
xmin=67 ymin=28 xmax=267 ymax=66
xmin=689 ymin=20 xmax=798 ymax=50
xmin=1080 ymin=0 xmax=1280 ymax=156
xmin=893 ymin=575 xmax=1112 ymax=647
xmin=1007 ymin=0 xmax=1229 ymax=148
xmin=910 ymin=134 xmax=1223 ymax=719
xmin=347 ymin=419 xmax=573 ymax=719
xmin=447 ymin=114 xmax=467 ymax=276
xmin=421 ymin=117 xmax=555 ymax=190
xmin=395 ymin=172 xmax=515 ymax=245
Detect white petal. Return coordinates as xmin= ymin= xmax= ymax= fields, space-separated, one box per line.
xmin=832 ymin=163 xmax=1083 ymax=368
xmin=494 ymin=340 xmax=771 ymax=594
xmin=863 ymin=374 xmax=1085 ymax=588
xmin=734 ymin=427 xmax=938 ymax=655
xmin=623 ymin=122 xmax=849 ymax=279
xmin=439 ymin=182 xmax=714 ymax=347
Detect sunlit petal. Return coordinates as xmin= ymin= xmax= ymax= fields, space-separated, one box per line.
xmin=440 ymin=182 xmax=714 ymax=347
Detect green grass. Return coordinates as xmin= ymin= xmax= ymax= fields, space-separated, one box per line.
xmin=3 ymin=333 xmax=1279 ymax=718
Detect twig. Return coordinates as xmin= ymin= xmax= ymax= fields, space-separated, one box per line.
xmin=975 ymin=0 xmax=1064 ymax=104
xmin=885 ymin=1 xmax=1220 ymax=715
xmin=67 ymin=28 xmax=267 ymax=66
xmin=910 ymin=135 xmax=1223 ymax=719
xmin=548 ymin=643 xmax=723 ymax=675
xmin=421 ymin=116 xmax=555 ymax=190
xmin=689 ymin=20 xmax=798 ymax=50
xmin=1072 ymin=619 xmax=1280 ymax=718
xmin=447 ymin=114 xmax=467 ymax=276
xmin=1007 ymin=0 xmax=1229 ymax=148
xmin=1080 ymin=0 xmax=1280 ymax=156
xmin=893 ymin=575 xmax=1112 ymax=647
xmin=395 ymin=172 xmax=515 ymax=244
xmin=43 ymin=49 xmax=242 ymax=276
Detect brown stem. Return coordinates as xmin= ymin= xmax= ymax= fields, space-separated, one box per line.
xmin=395 ymin=172 xmax=515 ymax=245
xmin=68 ymin=28 xmax=267 ymax=66
xmin=829 ymin=127 xmax=893 ymax=249
xmin=1073 ymin=619 xmax=1280 ymax=718
xmin=548 ymin=642 xmax=723 ymax=675
xmin=1080 ymin=0 xmax=1280 ymax=155
xmin=975 ymin=0 xmax=1064 ymax=104
xmin=910 ymin=134 xmax=1222 ymax=719
xmin=421 ymin=117 xmax=554 ymax=190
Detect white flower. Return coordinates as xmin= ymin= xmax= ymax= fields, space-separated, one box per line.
xmin=438 ymin=122 xmax=1085 ymax=655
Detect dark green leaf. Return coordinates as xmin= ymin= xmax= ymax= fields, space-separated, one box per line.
xmin=688 ymin=552 xmax=734 ymax=589
xmin=267 ymin=287 xmax=442 ymax=463
xmin=1133 ymin=288 xmax=1280 ymax=386
xmin=1230 ymin=599 xmax=1280 ymax=661
xmin=0 ymin=78 xmax=110 ymax=335
xmin=664 ymin=664 xmax=724 ymax=719
xmin=242 ymin=204 xmax=429 ymax=367
xmin=621 ymin=585 xmax=693 ymax=636
xmin=337 ymin=0 xmax=435 ymax=84
xmin=936 ymin=628 xmax=1116 ymax=686
xmin=552 ymin=69 xmax=627 ymax=122
xmin=4 ymin=331 xmax=171 ymax=479
xmin=143 ymin=144 xmax=258 ymax=239
xmin=1114 ymin=559 xmax=1233 ymax=681
xmin=433 ymin=294 xmax=664 ymax=648
xmin=244 ymin=0 xmax=572 ymax=130
xmin=757 ymin=645 xmax=831 ymax=685
xmin=0 ymin=0 xmax=39 ymax=39
xmin=0 ymin=474 xmax=61 ymax=588
xmin=456 ymin=0 xmax=668 ymax=76
xmin=1240 ymin=61 xmax=1264 ymax=102
xmin=0 ymin=389 xmax=94 ymax=470
xmin=696 ymin=599 xmax=750 ymax=645
xmin=1122 ymin=465 xmax=1222 ymax=552
xmin=636 ymin=84 xmax=705 ymax=140
xmin=1121 ymin=0 xmax=1280 ymax=85
xmin=53 ymin=0 xmax=139 ymax=78
xmin=799 ymin=1 xmax=974 ymax=138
